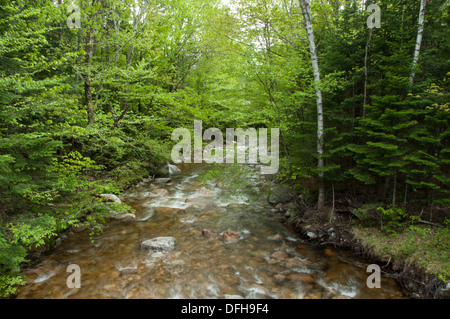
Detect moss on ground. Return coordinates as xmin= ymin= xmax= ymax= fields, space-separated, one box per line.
xmin=351 ymin=224 xmax=450 ymax=284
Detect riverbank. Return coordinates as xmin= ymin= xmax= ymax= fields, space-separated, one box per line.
xmin=274 ymin=203 xmax=450 ymax=299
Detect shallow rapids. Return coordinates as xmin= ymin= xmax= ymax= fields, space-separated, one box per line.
xmin=16 ymin=164 xmax=406 ymax=299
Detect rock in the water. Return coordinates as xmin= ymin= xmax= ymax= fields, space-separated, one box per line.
xmin=202 ymin=229 xmax=218 ymax=238
xmin=267 ymin=234 xmax=284 ymax=241
xmin=159 ymin=163 xmax=182 ymax=176
xmin=151 ymin=252 xmax=166 ymax=258
xmin=185 ymin=197 xmax=217 ymax=210
xmin=168 ymin=163 xmax=182 ymax=176
xmin=103 ymin=284 xmax=119 ymax=292
xmin=151 ymin=189 xmax=169 ymax=197
xmin=226 ymin=203 xmax=246 ymax=210
xmin=287 ymin=273 xmax=315 ymax=284
xmin=204 ymin=207 xmax=227 ymax=215
xmin=274 ymin=274 xmax=286 ymax=283
xmin=222 ymin=230 xmax=240 ymax=243
xmin=285 ymin=258 xmax=304 ymax=268
xmin=111 ymin=213 xmax=136 ymax=221
xmin=199 ymin=187 xmax=215 ymax=197
xmin=141 ymin=237 xmax=176 ymax=252
xmin=171 ymin=259 xmax=185 ymax=266
xmin=268 ymin=185 xmax=293 ymax=205
xmin=184 ymin=205 xmax=200 ymax=214
xmin=154 ymin=207 xmax=183 ymax=214
xmin=155 ymin=178 xmax=171 ymax=183
xmin=270 ymin=251 xmax=288 ymax=260
xmin=266 ymin=259 xmax=278 ymax=265
xmin=100 ymin=194 xmax=122 ymax=203
xmin=119 ymin=267 xmax=138 ymax=275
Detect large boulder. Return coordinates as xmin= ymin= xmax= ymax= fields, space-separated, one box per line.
xmin=159 ymin=163 xmax=182 ymax=176
xmin=267 ymin=185 xmax=293 ymax=205
xmin=140 ymin=237 xmax=176 ymax=252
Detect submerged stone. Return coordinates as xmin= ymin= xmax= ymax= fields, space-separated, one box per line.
xmin=222 ymin=230 xmax=240 ymax=243
xmin=111 ymin=213 xmax=136 ymax=221
xmin=151 ymin=189 xmax=169 ymax=197
xmin=202 ymin=229 xmax=218 ymax=238
xmin=287 ymin=273 xmax=315 ymax=284
xmin=267 ymin=234 xmax=284 ymax=241
xmin=270 ymin=251 xmax=288 ymax=260
xmin=141 ymin=237 xmax=176 ymax=252
xmin=155 ymin=178 xmax=171 ymax=183
xmin=154 ymin=207 xmax=183 ymax=214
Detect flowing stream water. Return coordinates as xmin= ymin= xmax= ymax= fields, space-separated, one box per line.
xmin=16 ymin=163 xmax=406 ymax=299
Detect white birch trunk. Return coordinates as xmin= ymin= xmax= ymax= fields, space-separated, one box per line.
xmin=410 ymin=0 xmax=427 ymax=85
xmin=299 ymin=0 xmax=325 ymax=210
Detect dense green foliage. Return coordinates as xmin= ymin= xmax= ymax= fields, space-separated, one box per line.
xmin=0 ymin=0 xmax=448 ymax=296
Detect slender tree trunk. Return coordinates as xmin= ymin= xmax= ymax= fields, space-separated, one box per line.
xmin=299 ymin=0 xmax=325 ymax=210
xmin=392 ymin=172 xmax=397 ymax=207
xmin=113 ymin=8 xmax=142 ymax=127
xmin=409 ymin=0 xmax=427 ymax=86
xmin=430 ymin=190 xmax=434 ymax=222
xmin=85 ymin=31 xmax=95 ymax=124
xmin=333 ymin=0 xmax=339 ymax=28
xmin=404 ymin=183 xmax=408 ymax=205
xmin=363 ymin=28 xmax=373 ymax=118
xmin=76 ymin=29 xmax=81 ymax=83
xmin=330 ymin=182 xmax=335 ymax=222
xmin=318 ymin=0 xmax=332 ymax=32
xmin=115 ymin=20 xmax=120 ymax=68
xmin=381 ymin=175 xmax=391 ymax=202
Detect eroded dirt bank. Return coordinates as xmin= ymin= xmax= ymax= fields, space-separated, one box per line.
xmin=273 ymin=205 xmax=449 ymax=299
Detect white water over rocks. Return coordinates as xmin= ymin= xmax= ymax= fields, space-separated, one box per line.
xmin=16 ymin=163 xmax=406 ymax=299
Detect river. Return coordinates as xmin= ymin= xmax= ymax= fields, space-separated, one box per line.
xmin=16 ymin=163 xmax=406 ymax=299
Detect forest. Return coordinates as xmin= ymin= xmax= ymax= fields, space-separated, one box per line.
xmin=0 ymin=0 xmax=449 ymax=298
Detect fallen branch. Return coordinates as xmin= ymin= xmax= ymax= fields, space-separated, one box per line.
xmin=416 ymin=219 xmax=443 ymax=228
